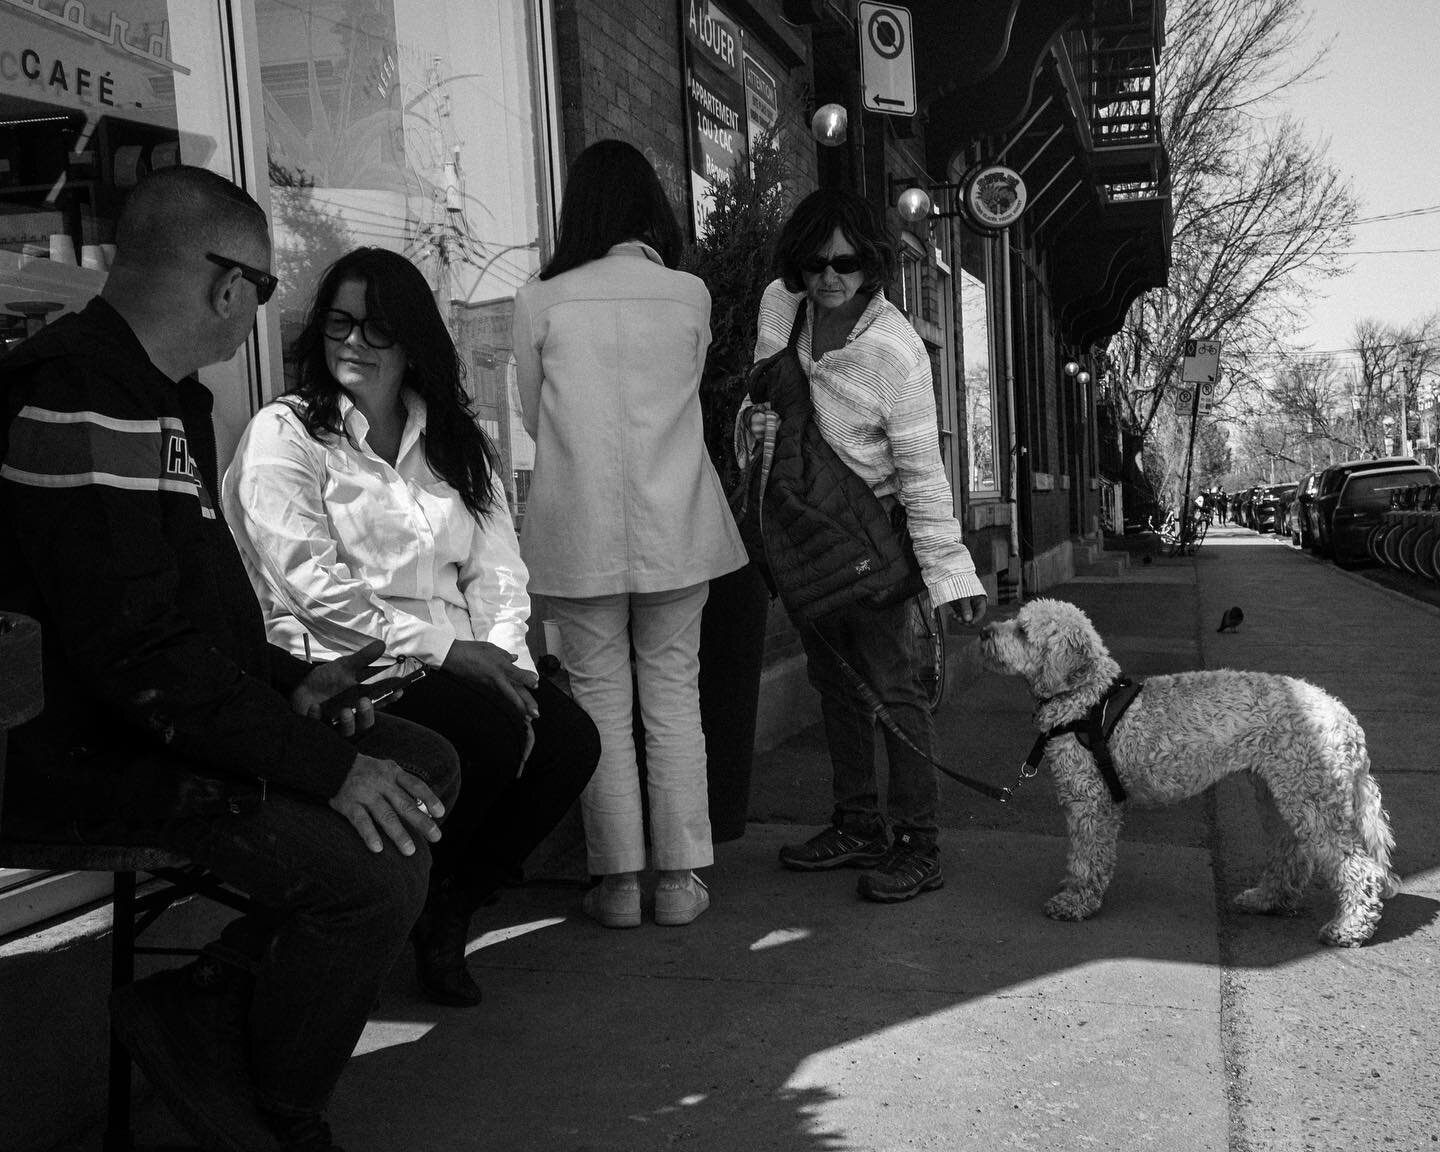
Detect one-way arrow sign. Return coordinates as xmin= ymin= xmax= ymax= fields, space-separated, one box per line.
xmin=859 ymin=2 xmax=916 ymax=116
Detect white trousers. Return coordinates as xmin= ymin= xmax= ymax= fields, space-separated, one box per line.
xmin=546 ymin=583 xmax=713 ymax=875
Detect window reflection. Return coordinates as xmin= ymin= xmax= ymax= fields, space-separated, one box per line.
xmin=0 ymin=0 xmax=214 ymax=349
xmin=257 ymin=0 xmax=548 ymax=504
xmin=960 ymin=256 xmax=997 ymax=496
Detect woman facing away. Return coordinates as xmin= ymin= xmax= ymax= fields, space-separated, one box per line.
xmin=739 ymin=187 xmax=988 ymax=904
xmin=222 ymin=246 xmax=600 ymax=1006
xmin=511 ymin=139 xmax=748 ymax=928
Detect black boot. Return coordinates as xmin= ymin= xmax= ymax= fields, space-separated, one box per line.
xmin=412 ymin=874 xmax=482 ymax=1007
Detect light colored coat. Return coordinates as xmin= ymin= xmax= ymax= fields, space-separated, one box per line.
xmin=512 ymin=241 xmax=747 ymax=596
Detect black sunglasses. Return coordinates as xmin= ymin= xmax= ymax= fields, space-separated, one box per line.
xmin=206 ymin=253 xmax=278 ymax=304
xmin=800 ymin=253 xmax=864 ymax=277
xmin=321 ymin=308 xmax=398 ymax=350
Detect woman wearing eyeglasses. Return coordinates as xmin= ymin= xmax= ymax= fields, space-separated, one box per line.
xmin=221 ymin=247 xmax=599 ymax=1007
xmin=739 ymin=188 xmax=988 ymax=904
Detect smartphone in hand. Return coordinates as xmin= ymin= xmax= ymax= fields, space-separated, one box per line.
xmin=320 ymin=657 xmax=427 ymax=725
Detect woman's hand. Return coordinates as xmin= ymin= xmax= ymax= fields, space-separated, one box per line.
xmin=291 ymin=639 xmax=388 ymax=736
xmin=442 ymin=639 xmax=541 ymax=720
xmin=948 ymin=595 xmax=988 ymax=627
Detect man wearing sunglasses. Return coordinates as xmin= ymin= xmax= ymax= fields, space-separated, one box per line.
xmin=0 ymin=164 xmax=459 ymax=1151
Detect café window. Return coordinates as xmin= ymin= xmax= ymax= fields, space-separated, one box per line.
xmin=0 ymin=1 xmax=249 ymax=372
xmin=256 ymin=0 xmax=555 ymax=508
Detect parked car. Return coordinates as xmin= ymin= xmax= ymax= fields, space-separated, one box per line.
xmin=1255 ymin=482 xmax=1297 ymax=533
xmin=1307 ymin=456 xmax=1420 ymax=557
xmin=1289 ymin=470 xmax=1322 ymax=548
xmin=1329 ymin=464 xmax=1440 ymax=567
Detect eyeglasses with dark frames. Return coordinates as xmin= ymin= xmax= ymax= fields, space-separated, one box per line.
xmin=206 ymin=253 xmax=278 ymax=304
xmin=321 ymin=308 xmax=399 ymax=350
xmin=800 ymin=253 xmax=864 ymax=277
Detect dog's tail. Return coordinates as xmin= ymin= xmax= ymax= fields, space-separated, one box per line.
xmin=1355 ymin=768 xmax=1402 ymax=899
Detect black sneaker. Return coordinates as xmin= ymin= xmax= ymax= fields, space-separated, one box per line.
xmin=109 ymin=964 xmax=275 ymax=1152
xmin=856 ymin=832 xmax=944 ymax=903
xmin=779 ymin=824 xmax=889 ymax=871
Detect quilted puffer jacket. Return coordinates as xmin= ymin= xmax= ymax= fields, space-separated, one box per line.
xmin=739 ymin=305 xmax=922 ymax=622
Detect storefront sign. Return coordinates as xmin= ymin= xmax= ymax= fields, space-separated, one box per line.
xmin=743 ymin=53 xmax=777 ymax=153
xmin=0 ymin=0 xmax=189 ymax=115
xmin=962 ymin=164 xmax=1027 ymax=233
xmin=684 ymin=0 xmax=747 ymax=238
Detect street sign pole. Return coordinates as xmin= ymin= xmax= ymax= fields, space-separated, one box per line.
xmin=1178 ymin=370 xmax=1204 ymax=546
xmin=1178 ymin=337 xmax=1222 ymax=544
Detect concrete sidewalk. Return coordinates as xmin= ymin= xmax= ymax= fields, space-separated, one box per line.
xmin=117 ymin=526 xmax=1440 ymax=1151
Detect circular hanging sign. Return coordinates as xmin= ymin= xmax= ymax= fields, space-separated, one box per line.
xmin=962 ymin=164 xmax=1028 ymax=233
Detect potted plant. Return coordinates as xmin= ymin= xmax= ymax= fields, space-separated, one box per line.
xmin=680 ymin=137 xmax=793 ymax=842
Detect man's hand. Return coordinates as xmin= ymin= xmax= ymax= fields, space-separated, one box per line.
xmin=948 ymin=595 xmax=988 ymax=627
xmin=441 ymin=639 xmax=540 ymax=720
xmin=330 ymin=753 xmax=446 ymax=855
xmin=290 ymin=639 xmax=389 ymax=736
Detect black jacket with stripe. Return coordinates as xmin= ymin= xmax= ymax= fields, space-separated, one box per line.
xmin=0 ymin=298 xmax=358 ymax=817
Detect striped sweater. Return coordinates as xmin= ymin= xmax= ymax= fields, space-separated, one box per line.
xmin=742 ymin=279 xmax=985 ymax=607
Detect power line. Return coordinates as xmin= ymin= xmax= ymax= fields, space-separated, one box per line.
xmin=1344 ymin=246 xmax=1440 ymax=255
xmin=1351 ymin=203 xmax=1440 ymax=226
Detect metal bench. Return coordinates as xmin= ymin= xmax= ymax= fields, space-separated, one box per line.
xmin=1 ymin=611 xmax=251 ymax=1152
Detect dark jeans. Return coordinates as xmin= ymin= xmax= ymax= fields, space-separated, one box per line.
xmin=797 ymin=597 xmax=939 ymax=844
xmin=160 ymin=714 xmax=460 ymax=1117
xmin=387 ymin=670 xmax=600 ymax=903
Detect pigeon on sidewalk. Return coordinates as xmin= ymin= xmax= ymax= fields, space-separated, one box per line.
xmin=1217 ymin=606 xmax=1244 ymax=633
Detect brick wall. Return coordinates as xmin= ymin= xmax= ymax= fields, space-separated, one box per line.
xmin=553 ymin=0 xmax=818 ymax=238
xmin=553 ymin=0 xmax=689 ymax=216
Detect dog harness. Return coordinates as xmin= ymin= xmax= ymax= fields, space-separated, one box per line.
xmin=1023 ymin=675 xmax=1143 ymax=803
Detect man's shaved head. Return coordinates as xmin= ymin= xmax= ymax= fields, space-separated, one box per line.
xmin=112 ymin=165 xmax=269 ymax=272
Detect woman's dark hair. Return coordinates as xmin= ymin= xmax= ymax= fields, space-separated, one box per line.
xmin=775 ymin=188 xmax=896 ymax=296
xmin=288 ymin=247 xmax=500 ymax=519
xmin=539 ymin=139 xmax=683 ymax=279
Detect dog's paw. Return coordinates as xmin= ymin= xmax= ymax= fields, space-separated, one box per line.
xmin=1044 ymin=891 xmax=1098 ymax=921
xmin=1318 ymin=918 xmax=1375 ymax=948
xmin=1232 ymin=886 xmax=1299 ymax=917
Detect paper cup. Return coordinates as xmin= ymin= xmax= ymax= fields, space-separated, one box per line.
xmin=49 ymin=234 xmax=77 ymax=265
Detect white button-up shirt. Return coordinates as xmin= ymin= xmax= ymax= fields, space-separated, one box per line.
xmin=221 ymin=393 xmax=535 ymax=674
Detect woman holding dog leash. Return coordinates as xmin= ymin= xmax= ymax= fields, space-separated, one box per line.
xmin=738 ymin=188 xmax=988 ymax=904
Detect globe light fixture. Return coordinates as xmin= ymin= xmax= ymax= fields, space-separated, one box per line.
xmin=896 ymin=186 xmax=933 ymax=222
xmin=810 ymin=103 xmax=848 ymax=147
xmin=1063 ymin=360 xmax=1081 ymax=377
xmin=1077 ymin=370 xmax=1092 ymax=385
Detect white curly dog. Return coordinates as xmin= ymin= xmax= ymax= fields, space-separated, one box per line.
xmin=979 ymin=598 xmax=1400 ymax=947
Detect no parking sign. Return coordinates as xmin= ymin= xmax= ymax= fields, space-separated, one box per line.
xmin=858 ymin=2 xmax=915 ymax=115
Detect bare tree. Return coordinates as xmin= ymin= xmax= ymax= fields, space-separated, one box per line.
xmin=1105 ymin=0 xmax=1360 ymax=485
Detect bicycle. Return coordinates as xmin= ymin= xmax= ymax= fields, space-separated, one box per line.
xmin=908 ymin=589 xmax=947 ymax=713
xmin=1153 ymin=506 xmax=1208 ymax=557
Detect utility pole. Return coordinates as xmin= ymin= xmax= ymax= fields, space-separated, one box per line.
xmin=1401 ymin=348 xmax=1417 ymax=456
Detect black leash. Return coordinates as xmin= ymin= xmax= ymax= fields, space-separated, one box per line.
xmin=809 ymin=622 xmax=1016 ymax=803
